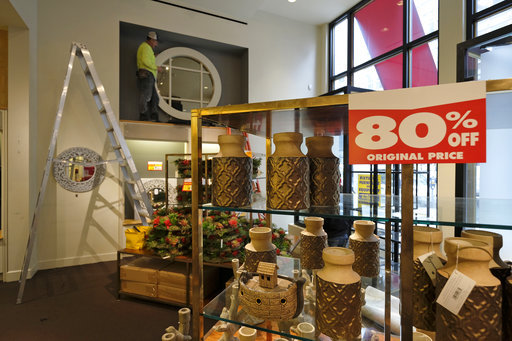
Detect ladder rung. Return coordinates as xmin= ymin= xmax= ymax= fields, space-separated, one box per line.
xmin=125 ymin=179 xmax=135 ymax=185
xmin=133 ymin=194 xmax=142 ymax=201
xmin=138 ymin=210 xmax=150 ymax=218
xmin=106 ymin=127 xmax=114 ymax=133
xmin=113 ymin=145 xmax=122 ymax=150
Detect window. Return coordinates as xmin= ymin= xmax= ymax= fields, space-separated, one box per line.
xmin=155 ymin=47 xmax=222 ymax=121
xmin=329 ymin=0 xmax=439 ymax=196
xmin=467 ymin=0 xmax=512 ymax=38
xmin=329 ymin=0 xmax=439 ymax=92
xmin=329 ymin=0 xmax=439 ymax=261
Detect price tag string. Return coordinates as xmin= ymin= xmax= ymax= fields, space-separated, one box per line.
xmin=455 ymin=244 xmax=460 ymax=270
xmin=453 ymin=244 xmax=493 ymax=270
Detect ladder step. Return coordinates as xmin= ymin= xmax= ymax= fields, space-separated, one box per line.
xmin=106 ymin=127 xmax=114 ymax=133
xmin=113 ymin=145 xmax=122 ymax=150
xmin=138 ymin=210 xmax=150 ymax=218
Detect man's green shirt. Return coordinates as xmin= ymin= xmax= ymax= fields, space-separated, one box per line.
xmin=137 ymin=41 xmax=157 ymax=78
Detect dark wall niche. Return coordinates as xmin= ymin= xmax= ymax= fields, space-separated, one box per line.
xmin=119 ymin=21 xmax=249 ymax=123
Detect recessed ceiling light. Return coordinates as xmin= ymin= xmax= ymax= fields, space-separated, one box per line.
xmin=288 ymin=0 xmax=296 ymax=3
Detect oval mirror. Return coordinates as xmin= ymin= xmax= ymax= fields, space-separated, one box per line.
xmin=53 ymin=147 xmax=106 ymax=193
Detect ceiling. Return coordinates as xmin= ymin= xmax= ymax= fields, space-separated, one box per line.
xmin=0 ymin=0 xmax=26 ymax=28
xmin=158 ymin=0 xmax=360 ymax=25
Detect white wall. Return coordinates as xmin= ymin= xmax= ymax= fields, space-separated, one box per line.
xmin=4 ymin=0 xmax=35 ymax=282
xmin=5 ymin=0 xmax=321 ymax=280
xmin=247 ymin=11 xmax=318 ymax=101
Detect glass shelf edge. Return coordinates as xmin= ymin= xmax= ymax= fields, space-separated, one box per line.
xmin=201 ymin=313 xmax=312 ymax=341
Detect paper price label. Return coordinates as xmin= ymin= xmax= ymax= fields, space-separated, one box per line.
xmin=418 ymin=251 xmax=444 ymax=285
xmin=436 ymin=269 xmax=476 ymax=316
xmin=182 ymin=179 xmax=192 ymax=192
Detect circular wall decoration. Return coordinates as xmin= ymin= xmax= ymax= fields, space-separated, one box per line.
xmin=155 ymin=47 xmax=222 ymax=121
xmin=53 ymin=147 xmax=106 ymax=193
xmin=141 ymin=178 xmax=178 ymax=207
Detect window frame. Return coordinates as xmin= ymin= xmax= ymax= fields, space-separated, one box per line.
xmin=466 ymin=0 xmax=512 ymax=39
xmin=155 ymin=47 xmax=222 ymax=121
xmin=328 ymin=0 xmax=440 ymax=261
xmin=328 ymin=0 xmax=440 ymax=92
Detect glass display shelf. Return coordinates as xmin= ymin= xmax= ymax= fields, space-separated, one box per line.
xmin=201 ymin=193 xmax=512 ymax=230
xmin=200 ymin=100 xmax=349 ymax=139
xmin=117 ymin=248 xmax=234 ymax=269
xmin=192 ymin=80 xmax=512 ymax=340
xmin=202 ymin=256 xmax=401 ymax=340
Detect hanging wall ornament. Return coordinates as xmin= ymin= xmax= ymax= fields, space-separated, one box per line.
xmin=412 ymin=226 xmax=446 ymax=334
xmin=243 ymin=227 xmax=277 ymax=272
xmin=300 ymin=216 xmax=328 ymax=270
xmin=267 ymin=132 xmax=310 ymax=210
xmin=212 ymin=135 xmax=252 ymax=207
xmin=349 ymin=220 xmax=380 ymax=277
xmin=436 ymin=237 xmax=501 ymax=341
xmin=316 ymin=247 xmax=362 ymax=340
xmin=306 ymin=136 xmax=341 ymax=207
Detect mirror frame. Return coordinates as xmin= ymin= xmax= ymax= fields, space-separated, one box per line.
xmin=53 ymin=147 xmax=106 ymax=193
xmin=155 ymin=47 xmax=222 ymax=121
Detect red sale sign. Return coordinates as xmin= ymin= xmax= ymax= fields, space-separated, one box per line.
xmin=349 ymin=83 xmax=487 ymax=165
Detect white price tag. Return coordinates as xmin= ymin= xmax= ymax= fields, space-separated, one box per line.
xmin=418 ymin=251 xmax=444 ymax=285
xmin=436 ymin=269 xmax=476 ymax=316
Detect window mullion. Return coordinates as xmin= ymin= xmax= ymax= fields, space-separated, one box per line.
xmin=403 ymin=0 xmax=410 ymax=88
xmin=472 ymin=0 xmax=512 ymax=21
xmin=405 ymin=31 xmax=439 ymax=49
xmin=348 ymin=12 xmax=354 ymax=87
xmin=466 ymin=0 xmax=475 ymax=39
xmin=328 ymin=21 xmax=334 ymax=91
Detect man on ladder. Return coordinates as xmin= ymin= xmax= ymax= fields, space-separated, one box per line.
xmin=136 ymin=31 xmax=161 ymax=122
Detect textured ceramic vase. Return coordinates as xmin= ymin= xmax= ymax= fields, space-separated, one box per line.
xmin=461 ymin=230 xmax=511 ymax=278
xmin=316 ymin=247 xmax=362 ymax=340
xmin=306 ymin=136 xmax=341 ymax=207
xmin=505 ymin=275 xmax=512 ymax=341
xmin=212 ymin=135 xmax=252 ymax=207
xmin=238 ymin=326 xmax=257 ymax=341
xmin=267 ymin=132 xmax=310 ymax=210
xmin=461 ymin=230 xmax=511 ymax=341
xmin=436 ymin=237 xmax=501 ymax=341
xmin=244 ymin=227 xmax=277 ymax=272
xmin=349 ymin=220 xmax=380 ymax=277
xmin=291 ymin=322 xmax=315 ymax=339
xmin=413 ymin=226 xmax=445 ymax=333
xmin=300 ymin=216 xmax=328 ymax=270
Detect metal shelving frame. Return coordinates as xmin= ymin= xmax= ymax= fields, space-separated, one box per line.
xmin=190 ymin=78 xmax=512 ymax=341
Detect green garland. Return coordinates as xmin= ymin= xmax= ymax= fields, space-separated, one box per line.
xmin=144 ymin=208 xmax=292 ymax=262
xmin=144 ymin=208 xmax=192 ymax=259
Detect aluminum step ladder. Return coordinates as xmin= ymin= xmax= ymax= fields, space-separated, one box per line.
xmin=16 ymin=42 xmax=153 ymax=304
